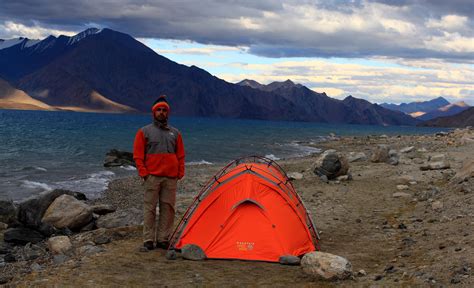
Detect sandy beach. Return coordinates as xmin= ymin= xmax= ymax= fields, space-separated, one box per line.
xmin=4 ymin=128 xmax=474 ymax=287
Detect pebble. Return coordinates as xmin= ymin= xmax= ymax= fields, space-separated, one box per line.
xmin=53 ymin=254 xmax=68 ymax=265
xmin=30 ymin=263 xmax=42 ymax=272
xmin=393 ymin=192 xmax=411 ymax=198
xmin=431 ymin=201 xmax=443 ymax=211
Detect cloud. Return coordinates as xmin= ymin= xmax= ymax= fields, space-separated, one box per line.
xmin=212 ymin=58 xmax=474 ymax=104
xmin=0 ymin=21 xmax=75 ymax=39
xmin=0 ymin=0 xmax=473 ymax=61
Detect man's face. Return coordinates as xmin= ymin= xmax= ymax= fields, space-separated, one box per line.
xmin=154 ymin=107 xmax=169 ymax=122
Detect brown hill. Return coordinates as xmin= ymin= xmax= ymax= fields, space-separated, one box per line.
xmin=0 ymin=77 xmax=55 ymax=110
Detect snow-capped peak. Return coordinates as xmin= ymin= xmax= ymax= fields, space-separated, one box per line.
xmin=0 ymin=37 xmax=42 ymax=51
xmin=0 ymin=37 xmax=25 ymax=50
xmin=67 ymin=28 xmax=102 ymax=45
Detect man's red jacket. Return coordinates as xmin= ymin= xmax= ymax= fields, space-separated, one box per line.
xmin=133 ymin=122 xmax=185 ymax=179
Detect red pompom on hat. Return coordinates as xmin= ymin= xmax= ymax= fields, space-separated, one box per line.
xmin=152 ymin=95 xmax=170 ymax=113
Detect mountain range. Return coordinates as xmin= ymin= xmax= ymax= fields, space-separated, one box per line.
xmin=0 ymin=28 xmax=419 ymax=125
xmin=419 ymin=107 xmax=474 ymax=128
xmin=381 ymin=97 xmax=471 ymax=121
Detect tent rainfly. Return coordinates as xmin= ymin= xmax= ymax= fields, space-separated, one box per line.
xmin=169 ymin=156 xmax=320 ymax=262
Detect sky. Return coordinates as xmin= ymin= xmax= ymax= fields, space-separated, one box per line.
xmin=0 ymin=0 xmax=473 ymax=105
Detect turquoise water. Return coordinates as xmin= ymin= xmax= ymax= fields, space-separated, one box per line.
xmin=0 ymin=109 xmax=448 ymax=201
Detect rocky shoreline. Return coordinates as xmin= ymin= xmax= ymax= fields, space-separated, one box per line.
xmin=1 ymin=128 xmax=473 ymax=286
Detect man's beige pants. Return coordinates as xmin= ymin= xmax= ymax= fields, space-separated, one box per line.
xmin=143 ymin=175 xmax=177 ymax=243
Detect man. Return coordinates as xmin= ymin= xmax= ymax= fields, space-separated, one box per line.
xmin=133 ymin=95 xmax=185 ymax=251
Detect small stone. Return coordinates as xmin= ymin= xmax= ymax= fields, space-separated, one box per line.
xmin=374 ymin=275 xmax=383 ymax=281
xmin=429 ymin=154 xmax=446 ymax=162
xmin=393 ymin=192 xmax=411 ymax=198
xmin=182 ymin=244 xmax=206 ymax=261
xmin=166 ymin=249 xmax=177 ymax=260
xmin=287 ymin=172 xmax=303 ymax=180
xmin=279 ymin=255 xmax=301 ymax=265
xmin=397 ymin=175 xmax=415 ymax=184
xmin=400 ymin=251 xmax=411 ymax=257
xmin=371 ymin=145 xmax=390 ymax=163
xmin=348 ymin=152 xmax=367 ymax=163
xmin=402 ymin=237 xmax=416 ymax=246
xmin=93 ymin=235 xmax=111 ymax=245
xmin=397 ymin=185 xmax=409 ymax=190
xmin=23 ymin=247 xmax=42 ymax=260
xmin=91 ymin=204 xmax=116 ymax=215
xmin=400 ymin=146 xmax=415 ymax=153
xmin=431 ymin=201 xmax=443 ymax=211
xmin=30 ymin=263 xmax=42 ymax=272
xmin=420 ymin=161 xmax=450 ymax=171
xmin=336 ymin=175 xmax=351 ymax=181
xmin=384 ymin=265 xmax=397 ymax=273
xmin=319 ymin=175 xmax=329 ymax=183
xmin=77 ymin=245 xmax=105 ymax=256
xmin=48 ymin=236 xmax=72 ymax=255
xmin=53 ymin=254 xmax=68 ymax=265
xmin=451 ymin=275 xmax=462 ymax=284
xmin=357 ymin=269 xmax=367 ymax=276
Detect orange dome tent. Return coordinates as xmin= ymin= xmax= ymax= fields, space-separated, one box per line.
xmin=169 ymin=156 xmax=320 ymax=262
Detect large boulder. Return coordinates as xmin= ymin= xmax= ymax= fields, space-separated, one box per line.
xmin=96 ymin=208 xmax=142 ymax=229
xmin=4 ymin=227 xmax=45 ymax=245
xmin=313 ymin=150 xmax=349 ymax=180
xmin=18 ymin=189 xmax=86 ymax=229
xmin=42 ymin=194 xmax=93 ymax=230
xmin=0 ymin=200 xmax=17 ymax=226
xmin=103 ymin=149 xmax=135 ymax=167
xmin=301 ymin=251 xmax=353 ymax=281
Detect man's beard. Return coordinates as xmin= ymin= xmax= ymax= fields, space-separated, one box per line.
xmin=154 ymin=115 xmax=168 ymax=127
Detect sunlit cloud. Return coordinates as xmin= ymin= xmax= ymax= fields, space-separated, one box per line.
xmin=0 ymin=21 xmax=75 ymax=39
xmin=213 ymin=58 xmax=474 ymax=104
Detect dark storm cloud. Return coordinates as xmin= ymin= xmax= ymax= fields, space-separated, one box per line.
xmin=0 ymin=0 xmax=472 ymax=61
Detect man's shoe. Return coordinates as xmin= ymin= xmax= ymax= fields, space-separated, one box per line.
xmin=156 ymin=241 xmax=170 ymax=250
xmin=143 ymin=241 xmax=154 ymax=251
